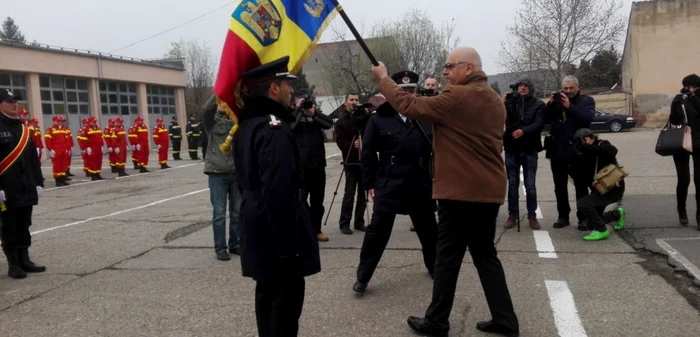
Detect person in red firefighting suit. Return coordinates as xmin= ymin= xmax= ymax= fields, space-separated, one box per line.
xmin=153 ymin=116 xmax=171 ymax=169
xmin=77 ymin=118 xmax=89 ymax=177
xmin=18 ymin=108 xmax=29 ymax=126
xmin=112 ymin=117 xmax=129 ymax=177
xmin=27 ymin=118 xmax=43 ymax=160
xmin=85 ymin=117 xmax=105 ymax=181
xmin=128 ymin=120 xmax=139 ymax=170
xmin=64 ymin=123 xmax=75 ymax=179
xmin=104 ymin=118 xmax=117 ymax=173
xmin=133 ymin=117 xmax=150 ymax=173
xmin=44 ymin=115 xmax=72 ymax=186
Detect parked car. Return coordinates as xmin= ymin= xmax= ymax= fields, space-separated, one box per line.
xmin=543 ymin=109 xmax=637 ymax=133
xmin=590 ymin=109 xmax=637 ymax=132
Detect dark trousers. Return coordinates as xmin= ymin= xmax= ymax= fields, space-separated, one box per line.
xmin=339 ymin=165 xmax=366 ymax=228
xmin=255 ymin=278 xmax=306 ymax=337
xmin=0 ymin=206 xmax=33 ymax=251
xmin=171 ymin=138 xmax=182 ymax=159
xmin=551 ymin=160 xmax=593 ymax=222
xmin=357 ymin=207 xmax=438 ymax=283
xmin=505 ymin=151 xmax=538 ymax=217
xmin=673 ymin=152 xmax=700 ymax=212
xmin=303 ymin=167 xmax=326 ymax=234
xmin=424 ymin=200 xmax=519 ymax=332
xmin=577 ymin=188 xmax=624 ymax=232
xmin=188 ymin=137 xmax=199 ymax=159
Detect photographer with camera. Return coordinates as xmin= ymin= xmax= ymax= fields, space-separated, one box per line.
xmin=572 ymin=128 xmax=626 ymax=241
xmin=544 ymin=75 xmax=595 ymax=230
xmin=669 ymin=74 xmax=700 ymax=228
xmin=334 ymin=93 xmax=369 ymax=234
xmin=352 ymin=71 xmax=438 ymax=294
xmin=290 ymin=89 xmax=334 ymax=242
xmin=502 ymin=77 xmax=545 ymax=230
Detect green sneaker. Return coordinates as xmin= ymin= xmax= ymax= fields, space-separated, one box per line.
xmin=583 ymin=230 xmax=611 ymax=241
xmin=614 ymin=208 xmax=626 ymax=231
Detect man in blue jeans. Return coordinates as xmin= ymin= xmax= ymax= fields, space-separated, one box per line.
xmin=202 ymin=97 xmax=241 ymax=261
xmin=502 ymin=77 xmax=545 ymax=230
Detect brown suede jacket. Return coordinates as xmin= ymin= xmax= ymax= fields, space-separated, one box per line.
xmin=378 ymin=70 xmax=507 ymax=204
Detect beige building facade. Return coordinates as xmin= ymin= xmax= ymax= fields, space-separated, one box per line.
xmin=621 ymin=0 xmax=700 ymax=119
xmin=0 ymin=41 xmax=188 ymax=153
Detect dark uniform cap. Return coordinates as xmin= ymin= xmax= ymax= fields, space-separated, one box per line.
xmin=0 ymin=88 xmax=21 ymax=101
xmin=243 ymin=56 xmax=298 ymax=84
xmin=391 ymin=71 xmax=419 ymax=88
xmin=295 ymin=88 xmax=311 ymax=98
xmin=573 ymin=128 xmax=595 ymax=139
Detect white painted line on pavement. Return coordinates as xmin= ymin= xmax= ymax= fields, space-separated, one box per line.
xmin=31 ymin=188 xmax=210 ymax=236
xmin=545 ymin=280 xmax=588 ymax=337
xmin=326 ymin=153 xmax=340 ymax=159
xmin=42 ymin=179 xmax=107 ymax=192
xmin=115 ymin=163 xmax=201 ymax=180
xmin=519 ymin=168 xmax=544 ymax=219
xmin=656 ymin=238 xmax=700 ymax=281
xmin=533 ymin=231 xmax=558 ymax=259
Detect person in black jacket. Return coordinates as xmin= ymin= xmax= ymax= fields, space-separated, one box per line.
xmin=168 ymin=116 xmax=182 ymax=160
xmin=573 ymin=128 xmax=626 ymax=241
xmin=334 ymin=93 xmax=369 ymax=234
xmin=290 ymin=89 xmax=334 ymax=242
xmin=186 ymin=114 xmax=201 ymax=160
xmin=544 ymin=75 xmax=595 ymax=230
xmin=233 ymin=57 xmax=320 ymax=337
xmin=502 ymin=76 xmax=545 ymax=230
xmin=0 ymin=88 xmax=46 ymax=279
xmin=353 ymin=71 xmax=438 ymax=293
xmin=669 ymin=74 xmax=700 ymax=228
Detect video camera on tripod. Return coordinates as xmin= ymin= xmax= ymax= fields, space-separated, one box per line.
xmin=349 ymin=103 xmax=372 ymax=133
xmin=418 ymin=88 xmax=439 ymax=97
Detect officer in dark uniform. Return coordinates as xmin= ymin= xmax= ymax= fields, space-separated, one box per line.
xmin=233 ymin=56 xmax=321 ymax=337
xmin=168 ymin=116 xmax=182 ymax=160
xmin=0 ymin=88 xmax=46 ymax=279
xmin=353 ymin=71 xmax=438 ymax=293
xmin=186 ymin=114 xmax=201 ymax=160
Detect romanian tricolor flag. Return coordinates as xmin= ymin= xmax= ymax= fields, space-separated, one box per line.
xmin=214 ymin=0 xmax=339 ymax=152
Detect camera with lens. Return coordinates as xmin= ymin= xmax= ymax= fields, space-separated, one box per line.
xmin=350 ymin=103 xmax=370 ymax=132
xmin=418 ymin=88 xmax=438 ymax=97
xmin=301 ymin=95 xmax=315 ymax=109
xmin=551 ymin=90 xmax=565 ymax=102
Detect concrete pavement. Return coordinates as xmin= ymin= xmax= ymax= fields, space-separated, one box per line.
xmin=1 ymin=130 xmax=700 ymax=336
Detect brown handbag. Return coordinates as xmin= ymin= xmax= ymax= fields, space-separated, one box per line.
xmin=592 ymin=157 xmax=629 ymax=195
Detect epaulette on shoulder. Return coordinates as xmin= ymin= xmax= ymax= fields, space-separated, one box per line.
xmin=267 ymin=114 xmax=282 ymax=129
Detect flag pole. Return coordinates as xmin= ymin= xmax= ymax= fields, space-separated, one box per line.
xmin=329 ymin=0 xmax=378 ymax=66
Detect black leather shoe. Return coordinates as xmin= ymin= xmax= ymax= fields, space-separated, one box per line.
xmin=679 ymin=209 xmax=689 ymax=226
xmin=407 ymin=316 xmax=448 ymax=337
xmin=229 ymin=247 xmax=240 ymax=255
xmin=216 ymin=251 xmax=231 ymax=261
xmin=354 ymin=224 xmax=367 ymax=232
xmin=475 ymin=320 xmax=519 ymax=337
xmin=553 ymin=219 xmax=570 ymax=229
xmin=353 ymin=281 xmax=367 ymax=293
xmin=340 ymin=227 xmax=353 ymax=235
xmin=18 ymin=249 xmax=46 ymax=273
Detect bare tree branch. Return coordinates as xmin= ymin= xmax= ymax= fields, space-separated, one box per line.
xmin=165 ymin=38 xmax=216 ymax=115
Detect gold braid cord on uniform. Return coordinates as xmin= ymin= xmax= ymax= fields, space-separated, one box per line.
xmin=216 ymin=97 xmax=239 ymax=153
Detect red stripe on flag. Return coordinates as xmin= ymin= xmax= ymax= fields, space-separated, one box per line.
xmin=213 ymin=30 xmax=262 ymax=117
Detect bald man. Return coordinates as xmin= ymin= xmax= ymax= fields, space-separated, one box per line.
xmin=372 ymin=47 xmax=520 ymax=337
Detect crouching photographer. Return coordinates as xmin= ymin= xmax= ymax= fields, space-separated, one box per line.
xmin=573 ymin=128 xmax=627 ymax=242
xmin=290 ymin=89 xmax=334 ymax=242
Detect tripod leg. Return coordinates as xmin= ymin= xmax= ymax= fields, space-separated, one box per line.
xmin=323 ymin=134 xmax=357 ymax=227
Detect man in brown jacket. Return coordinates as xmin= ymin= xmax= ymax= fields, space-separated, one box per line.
xmin=371 ymin=47 xmax=519 ymax=337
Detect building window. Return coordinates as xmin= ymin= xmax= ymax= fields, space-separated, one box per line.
xmin=99 ymin=80 xmax=138 ymax=116
xmin=39 ymin=75 xmax=90 ymax=116
xmin=146 ymin=85 xmax=176 ymax=115
xmin=0 ymin=72 xmax=29 ymax=110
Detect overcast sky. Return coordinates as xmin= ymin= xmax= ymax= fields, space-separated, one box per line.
xmin=9 ymin=0 xmax=635 ymax=75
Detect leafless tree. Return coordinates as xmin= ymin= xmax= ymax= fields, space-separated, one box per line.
xmin=319 ymin=10 xmax=460 ymax=108
xmin=499 ymin=0 xmax=626 ymax=90
xmin=165 ymin=38 xmax=216 ymax=115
